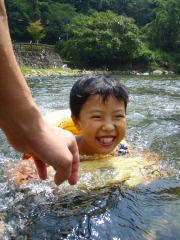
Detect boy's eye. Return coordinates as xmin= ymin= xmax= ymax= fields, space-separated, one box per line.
xmin=115 ymin=115 xmax=125 ymax=119
xmin=92 ymin=116 xmax=101 ymax=119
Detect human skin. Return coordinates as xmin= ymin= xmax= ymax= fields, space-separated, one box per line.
xmin=0 ymin=1 xmax=79 ymax=185
xmin=72 ymin=95 xmax=126 ymax=155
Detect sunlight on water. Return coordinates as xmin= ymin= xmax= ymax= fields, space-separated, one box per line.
xmin=0 ymin=75 xmax=180 ymax=239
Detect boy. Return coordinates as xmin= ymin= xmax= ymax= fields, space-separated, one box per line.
xmin=70 ymin=74 xmax=129 ymax=156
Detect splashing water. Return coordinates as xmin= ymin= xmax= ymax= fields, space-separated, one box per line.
xmin=0 ymin=75 xmax=180 ymax=239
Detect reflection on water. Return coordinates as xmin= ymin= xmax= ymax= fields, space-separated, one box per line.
xmin=0 ymin=75 xmax=180 ymax=239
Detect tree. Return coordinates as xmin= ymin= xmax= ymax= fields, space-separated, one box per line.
xmin=53 ymin=0 xmax=100 ymax=13
xmin=58 ymin=11 xmax=143 ymax=68
xmin=27 ymin=20 xmax=46 ymax=43
xmin=126 ymin=0 xmax=157 ymax=26
xmin=142 ymin=0 xmax=180 ymax=52
xmin=5 ymin=0 xmax=31 ymax=41
xmin=44 ymin=3 xmax=77 ymax=44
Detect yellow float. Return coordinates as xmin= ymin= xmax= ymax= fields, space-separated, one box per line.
xmin=15 ymin=109 xmax=163 ymax=189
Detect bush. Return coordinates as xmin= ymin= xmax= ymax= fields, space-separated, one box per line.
xmin=152 ymin=50 xmax=176 ymax=69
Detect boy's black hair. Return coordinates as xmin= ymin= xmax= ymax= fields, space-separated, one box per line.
xmin=70 ymin=74 xmax=129 ymax=118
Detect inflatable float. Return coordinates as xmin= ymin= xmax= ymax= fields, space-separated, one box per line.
xmin=14 ymin=109 xmax=163 ymax=189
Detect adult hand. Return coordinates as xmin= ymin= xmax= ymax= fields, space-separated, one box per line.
xmin=22 ymin=123 xmax=80 ymax=185
xmin=4 ymin=113 xmax=80 ymax=186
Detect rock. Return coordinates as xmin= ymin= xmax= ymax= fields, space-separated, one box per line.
xmin=132 ymin=70 xmax=139 ymax=75
xmin=152 ymin=70 xmax=163 ymax=75
xmin=168 ymin=71 xmax=175 ymax=75
xmin=31 ymin=69 xmax=37 ymax=75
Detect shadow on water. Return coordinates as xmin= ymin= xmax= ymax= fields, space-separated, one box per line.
xmin=0 ymin=75 xmax=180 ymax=239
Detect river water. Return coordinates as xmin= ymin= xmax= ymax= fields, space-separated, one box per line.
xmin=0 ymin=74 xmax=179 ymax=239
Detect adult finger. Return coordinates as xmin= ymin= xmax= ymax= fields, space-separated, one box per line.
xmin=53 ymin=149 xmax=73 ymax=185
xmin=33 ymin=157 xmax=47 ymax=180
xmin=68 ymin=142 xmax=80 ymax=185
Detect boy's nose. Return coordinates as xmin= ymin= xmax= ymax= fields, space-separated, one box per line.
xmin=102 ymin=122 xmax=115 ymax=132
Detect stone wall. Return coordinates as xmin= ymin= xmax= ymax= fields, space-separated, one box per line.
xmin=14 ymin=49 xmax=63 ymax=69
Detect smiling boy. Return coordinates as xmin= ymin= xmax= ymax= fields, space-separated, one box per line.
xmin=8 ymin=75 xmax=161 ymax=187
xmin=70 ymin=74 xmax=129 ymax=156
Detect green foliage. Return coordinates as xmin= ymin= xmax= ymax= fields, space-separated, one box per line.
xmin=44 ymin=3 xmax=77 ymax=43
xmin=21 ymin=66 xmax=34 ymax=75
xmin=135 ymin=48 xmax=155 ymax=63
xmin=125 ymin=0 xmax=157 ymax=26
xmin=136 ymin=48 xmax=179 ymax=72
xmin=142 ymin=0 xmax=180 ymax=52
xmin=58 ymin=11 xmax=143 ymax=68
xmin=4 ymin=0 xmax=179 ymax=71
xmin=152 ymin=50 xmax=174 ymax=67
xmin=27 ymin=20 xmax=46 ymax=42
xmin=51 ymin=0 xmax=103 ymax=14
xmin=5 ymin=0 xmax=31 ymax=41
xmin=151 ymin=50 xmax=179 ymax=73
xmin=56 ymin=0 xmax=157 ymax=26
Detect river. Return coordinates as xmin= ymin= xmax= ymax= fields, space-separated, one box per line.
xmin=0 ymin=74 xmax=179 ymax=239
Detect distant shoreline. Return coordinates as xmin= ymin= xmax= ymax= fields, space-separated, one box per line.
xmin=22 ymin=67 xmax=176 ymax=78
xmin=21 ymin=67 xmax=110 ymax=78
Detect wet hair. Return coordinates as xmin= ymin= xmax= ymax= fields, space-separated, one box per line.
xmin=70 ymin=74 xmax=129 ymax=118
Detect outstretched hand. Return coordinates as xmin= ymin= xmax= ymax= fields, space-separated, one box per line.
xmin=7 ymin=121 xmax=80 ymax=185
xmin=31 ymin=125 xmax=80 ymax=185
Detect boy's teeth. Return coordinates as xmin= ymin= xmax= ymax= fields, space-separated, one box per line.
xmin=99 ymin=138 xmax=114 ymax=143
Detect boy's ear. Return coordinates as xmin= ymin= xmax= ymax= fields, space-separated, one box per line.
xmin=71 ymin=115 xmax=81 ymax=130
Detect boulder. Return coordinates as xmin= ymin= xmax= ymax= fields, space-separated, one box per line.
xmin=152 ymin=70 xmax=163 ymax=75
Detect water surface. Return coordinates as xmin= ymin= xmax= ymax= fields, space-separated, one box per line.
xmin=0 ymin=74 xmax=179 ymax=239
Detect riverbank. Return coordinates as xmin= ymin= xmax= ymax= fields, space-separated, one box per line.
xmin=22 ymin=66 xmax=176 ymax=78
xmin=21 ymin=67 xmax=110 ymax=77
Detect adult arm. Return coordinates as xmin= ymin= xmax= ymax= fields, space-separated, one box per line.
xmin=0 ymin=1 xmax=79 ymax=185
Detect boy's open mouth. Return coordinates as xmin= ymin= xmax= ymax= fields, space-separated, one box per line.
xmin=97 ymin=137 xmax=115 ymax=146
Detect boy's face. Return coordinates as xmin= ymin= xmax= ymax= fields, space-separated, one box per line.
xmin=72 ymin=95 xmax=126 ymax=155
